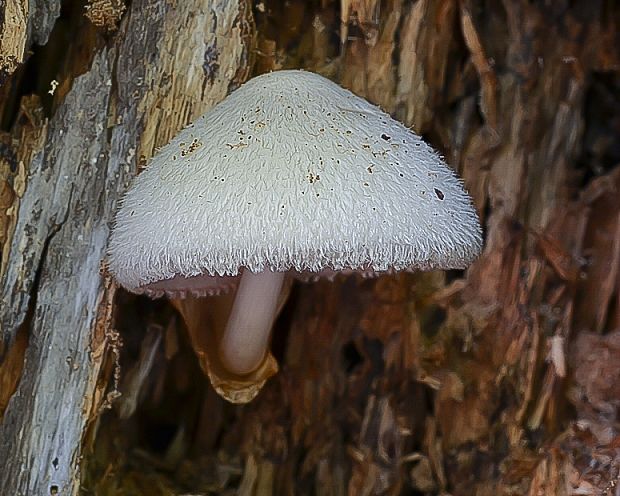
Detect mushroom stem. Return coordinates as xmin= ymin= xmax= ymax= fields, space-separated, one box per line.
xmin=219 ymin=269 xmax=286 ymax=375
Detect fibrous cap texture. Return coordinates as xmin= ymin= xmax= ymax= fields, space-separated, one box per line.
xmin=108 ymin=70 xmax=482 ymax=292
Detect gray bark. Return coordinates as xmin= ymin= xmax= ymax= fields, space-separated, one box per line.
xmin=0 ymin=0 xmax=252 ymax=493
xmin=0 ymin=48 xmax=117 ymax=495
xmin=27 ymin=0 xmax=61 ymax=46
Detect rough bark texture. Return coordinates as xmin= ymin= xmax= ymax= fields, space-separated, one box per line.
xmin=1 ymin=0 xmax=619 ymax=495
xmin=0 ymin=0 xmax=252 ymax=494
xmin=0 ymin=0 xmax=60 ymax=82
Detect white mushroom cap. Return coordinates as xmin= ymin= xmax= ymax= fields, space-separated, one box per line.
xmin=108 ymin=70 xmax=482 ymax=293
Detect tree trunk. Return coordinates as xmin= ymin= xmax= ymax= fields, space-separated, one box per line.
xmin=1 ymin=1 xmax=618 ymax=495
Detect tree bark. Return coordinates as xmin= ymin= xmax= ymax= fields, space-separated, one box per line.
xmin=0 ymin=0 xmax=60 ymax=82
xmin=0 ymin=1 xmax=252 ymax=493
xmin=1 ymin=1 xmax=619 ymax=495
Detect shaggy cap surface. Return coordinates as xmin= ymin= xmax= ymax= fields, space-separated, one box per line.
xmin=108 ymin=70 xmax=482 ymax=292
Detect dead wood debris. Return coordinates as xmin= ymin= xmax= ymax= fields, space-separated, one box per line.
xmin=85 ymin=0 xmax=126 ymax=31
xmin=0 ymin=0 xmax=614 ymax=495
xmin=0 ymin=0 xmax=27 ymax=82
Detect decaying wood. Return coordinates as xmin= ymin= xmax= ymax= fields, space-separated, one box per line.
xmin=0 ymin=47 xmax=119 ymax=494
xmin=85 ymin=0 xmax=126 ymax=31
xmin=0 ymin=0 xmax=60 ymax=82
xmin=1 ymin=0 xmax=619 ymax=495
xmin=0 ymin=0 xmax=28 ymax=81
xmin=0 ymin=0 xmax=252 ymax=493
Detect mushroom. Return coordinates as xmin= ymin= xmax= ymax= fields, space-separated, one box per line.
xmin=107 ymin=70 xmax=482 ymax=403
